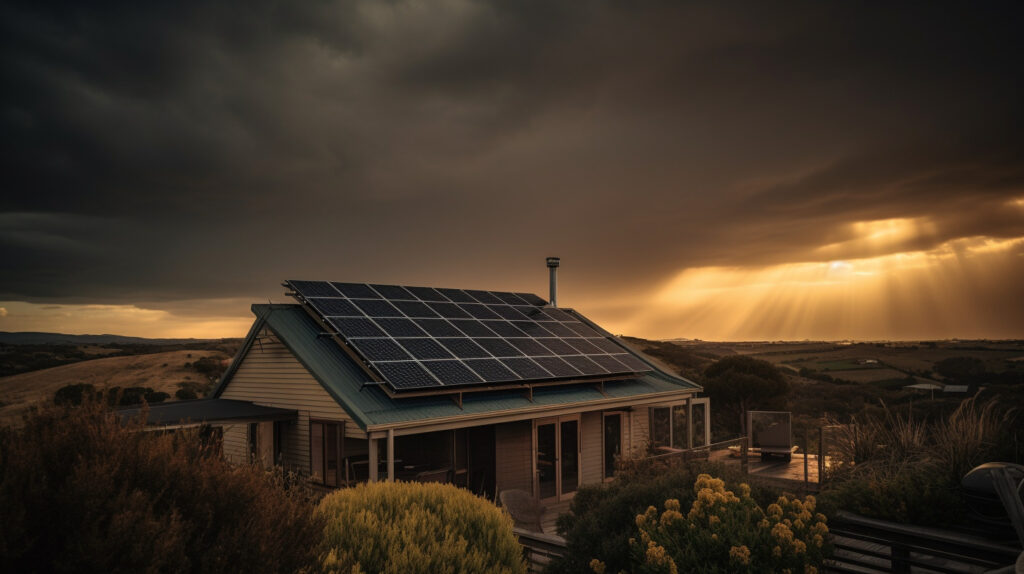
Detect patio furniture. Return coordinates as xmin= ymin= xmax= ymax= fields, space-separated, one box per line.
xmin=413 ymin=467 xmax=452 ymax=483
xmin=500 ymin=489 xmax=546 ymax=533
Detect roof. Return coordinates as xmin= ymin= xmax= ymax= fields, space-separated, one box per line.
xmin=119 ymin=398 xmax=297 ymax=427
xmin=214 ymin=304 xmax=701 ymax=432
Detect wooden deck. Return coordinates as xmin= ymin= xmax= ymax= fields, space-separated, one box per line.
xmin=540 ymin=499 xmax=572 ymax=537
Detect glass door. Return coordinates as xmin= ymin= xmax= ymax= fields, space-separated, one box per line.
xmin=560 ymin=419 xmax=579 ymax=496
xmin=603 ymin=413 xmax=622 ymax=480
xmin=535 ymin=416 xmax=581 ymax=501
xmin=536 ymin=421 xmax=557 ymax=500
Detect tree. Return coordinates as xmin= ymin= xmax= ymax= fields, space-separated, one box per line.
xmin=53 ymin=383 xmax=97 ymax=406
xmin=934 ymin=356 xmax=987 ymax=384
xmin=703 ymin=356 xmax=789 ymax=436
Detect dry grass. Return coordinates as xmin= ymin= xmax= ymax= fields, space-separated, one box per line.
xmin=0 ymin=350 xmax=229 ymax=425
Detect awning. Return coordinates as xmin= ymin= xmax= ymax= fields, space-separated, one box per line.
xmin=119 ymin=398 xmax=297 ymax=428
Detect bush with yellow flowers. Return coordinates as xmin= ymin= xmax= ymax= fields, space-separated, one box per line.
xmin=595 ymin=474 xmax=830 ymax=574
xmin=317 ymin=480 xmax=526 ymax=574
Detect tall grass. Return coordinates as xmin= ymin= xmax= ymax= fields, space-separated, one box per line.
xmin=819 ymin=395 xmax=1019 ymax=525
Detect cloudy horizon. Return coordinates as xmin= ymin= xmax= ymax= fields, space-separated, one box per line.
xmin=2 ymin=1 xmax=1023 ymax=341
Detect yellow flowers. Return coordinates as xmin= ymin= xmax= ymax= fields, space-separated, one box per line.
xmin=629 ymin=474 xmax=830 ymax=574
xmin=589 ymin=558 xmax=606 ymax=574
xmin=729 ymin=545 xmax=751 ymax=565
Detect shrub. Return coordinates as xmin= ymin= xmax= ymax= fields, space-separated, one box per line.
xmin=53 ymin=382 xmax=97 ymax=405
xmin=615 ymin=474 xmax=830 ymax=574
xmin=817 ymin=467 xmax=965 ymax=525
xmin=0 ymin=401 xmax=322 ymax=573
xmin=317 ymin=480 xmax=526 ymax=574
xmin=175 ymin=388 xmax=198 ymax=400
xmin=144 ymin=390 xmax=170 ymax=403
xmin=548 ymin=460 xmax=779 ymax=574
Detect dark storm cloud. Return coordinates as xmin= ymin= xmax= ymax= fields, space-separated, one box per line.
xmin=2 ymin=0 xmax=1023 ymax=307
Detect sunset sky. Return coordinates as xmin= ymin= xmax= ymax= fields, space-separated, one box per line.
xmin=2 ymin=2 xmax=1022 ymax=341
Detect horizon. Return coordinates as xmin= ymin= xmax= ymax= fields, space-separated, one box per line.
xmin=2 ymin=2 xmax=1023 ymax=342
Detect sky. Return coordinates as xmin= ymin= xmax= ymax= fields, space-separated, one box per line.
xmin=2 ymin=1 xmax=1023 ymax=341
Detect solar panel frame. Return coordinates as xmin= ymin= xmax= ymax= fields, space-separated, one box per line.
xmin=492 ymin=291 xmax=530 ymax=305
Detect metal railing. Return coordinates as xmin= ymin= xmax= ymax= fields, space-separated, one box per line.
xmin=825 ymin=511 xmax=1021 ymax=573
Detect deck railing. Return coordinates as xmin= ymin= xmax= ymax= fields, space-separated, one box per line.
xmin=513 ymin=527 xmax=568 ymax=574
xmin=825 ymin=511 xmax=1021 ymax=573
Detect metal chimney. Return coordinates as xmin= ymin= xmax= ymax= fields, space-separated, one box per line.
xmin=546 ymin=257 xmax=560 ymax=307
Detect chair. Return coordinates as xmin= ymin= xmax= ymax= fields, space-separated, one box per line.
xmin=413 ymin=467 xmax=451 ymax=483
xmin=499 ymin=489 xmax=546 ymax=533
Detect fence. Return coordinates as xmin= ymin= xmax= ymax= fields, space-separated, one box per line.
xmin=825 ymin=511 xmax=1021 ymax=573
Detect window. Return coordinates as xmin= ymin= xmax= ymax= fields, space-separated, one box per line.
xmin=650 ymin=407 xmax=671 ymax=447
xmin=310 ymin=421 xmax=343 ymax=487
xmin=649 ymin=403 xmax=695 ymax=450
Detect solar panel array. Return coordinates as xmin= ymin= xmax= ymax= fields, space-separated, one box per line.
xmin=286 ymin=280 xmax=652 ymax=391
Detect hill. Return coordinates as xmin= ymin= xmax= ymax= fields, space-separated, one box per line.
xmin=0 ymin=349 xmax=231 ymax=425
xmin=0 ymin=331 xmax=221 ymax=346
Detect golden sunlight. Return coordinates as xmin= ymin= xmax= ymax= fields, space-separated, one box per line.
xmin=597 ymin=233 xmax=1024 ymax=341
xmin=0 ymin=301 xmax=253 ymax=339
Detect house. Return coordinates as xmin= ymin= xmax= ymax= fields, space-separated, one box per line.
xmin=142 ymin=273 xmax=708 ymax=503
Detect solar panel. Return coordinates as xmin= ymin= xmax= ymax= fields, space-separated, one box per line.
xmin=422 ymin=360 xmax=482 ymax=385
xmin=374 ymin=318 xmax=428 ymax=337
xmin=375 ymin=361 xmax=438 ymax=389
xmin=370 ymin=284 xmax=416 ymax=300
xmin=464 ymin=358 xmax=520 ymax=382
xmin=290 ymin=280 xmax=340 ymax=298
xmin=286 ymin=280 xmax=653 ymax=393
xmin=307 ymin=297 xmax=360 ymax=317
xmin=349 ymin=338 xmax=411 ymax=361
xmin=331 ymin=282 xmax=380 ymax=299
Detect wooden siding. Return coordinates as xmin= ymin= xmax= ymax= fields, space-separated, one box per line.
xmin=580 ymin=411 xmax=602 ymax=485
xmin=495 ymin=420 xmax=533 ymax=495
xmin=223 ymin=423 xmax=248 ymax=464
xmin=219 ymin=328 xmax=362 ymax=475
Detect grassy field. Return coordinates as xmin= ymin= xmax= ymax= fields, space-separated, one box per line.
xmin=0 ymin=349 xmax=230 ymax=425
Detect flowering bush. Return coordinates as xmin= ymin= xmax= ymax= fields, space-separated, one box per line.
xmin=592 ymin=474 xmax=830 ymax=574
xmin=317 ymin=480 xmax=525 ymax=574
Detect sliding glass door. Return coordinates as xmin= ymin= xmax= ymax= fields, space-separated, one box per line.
xmin=534 ymin=415 xmax=580 ymax=502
